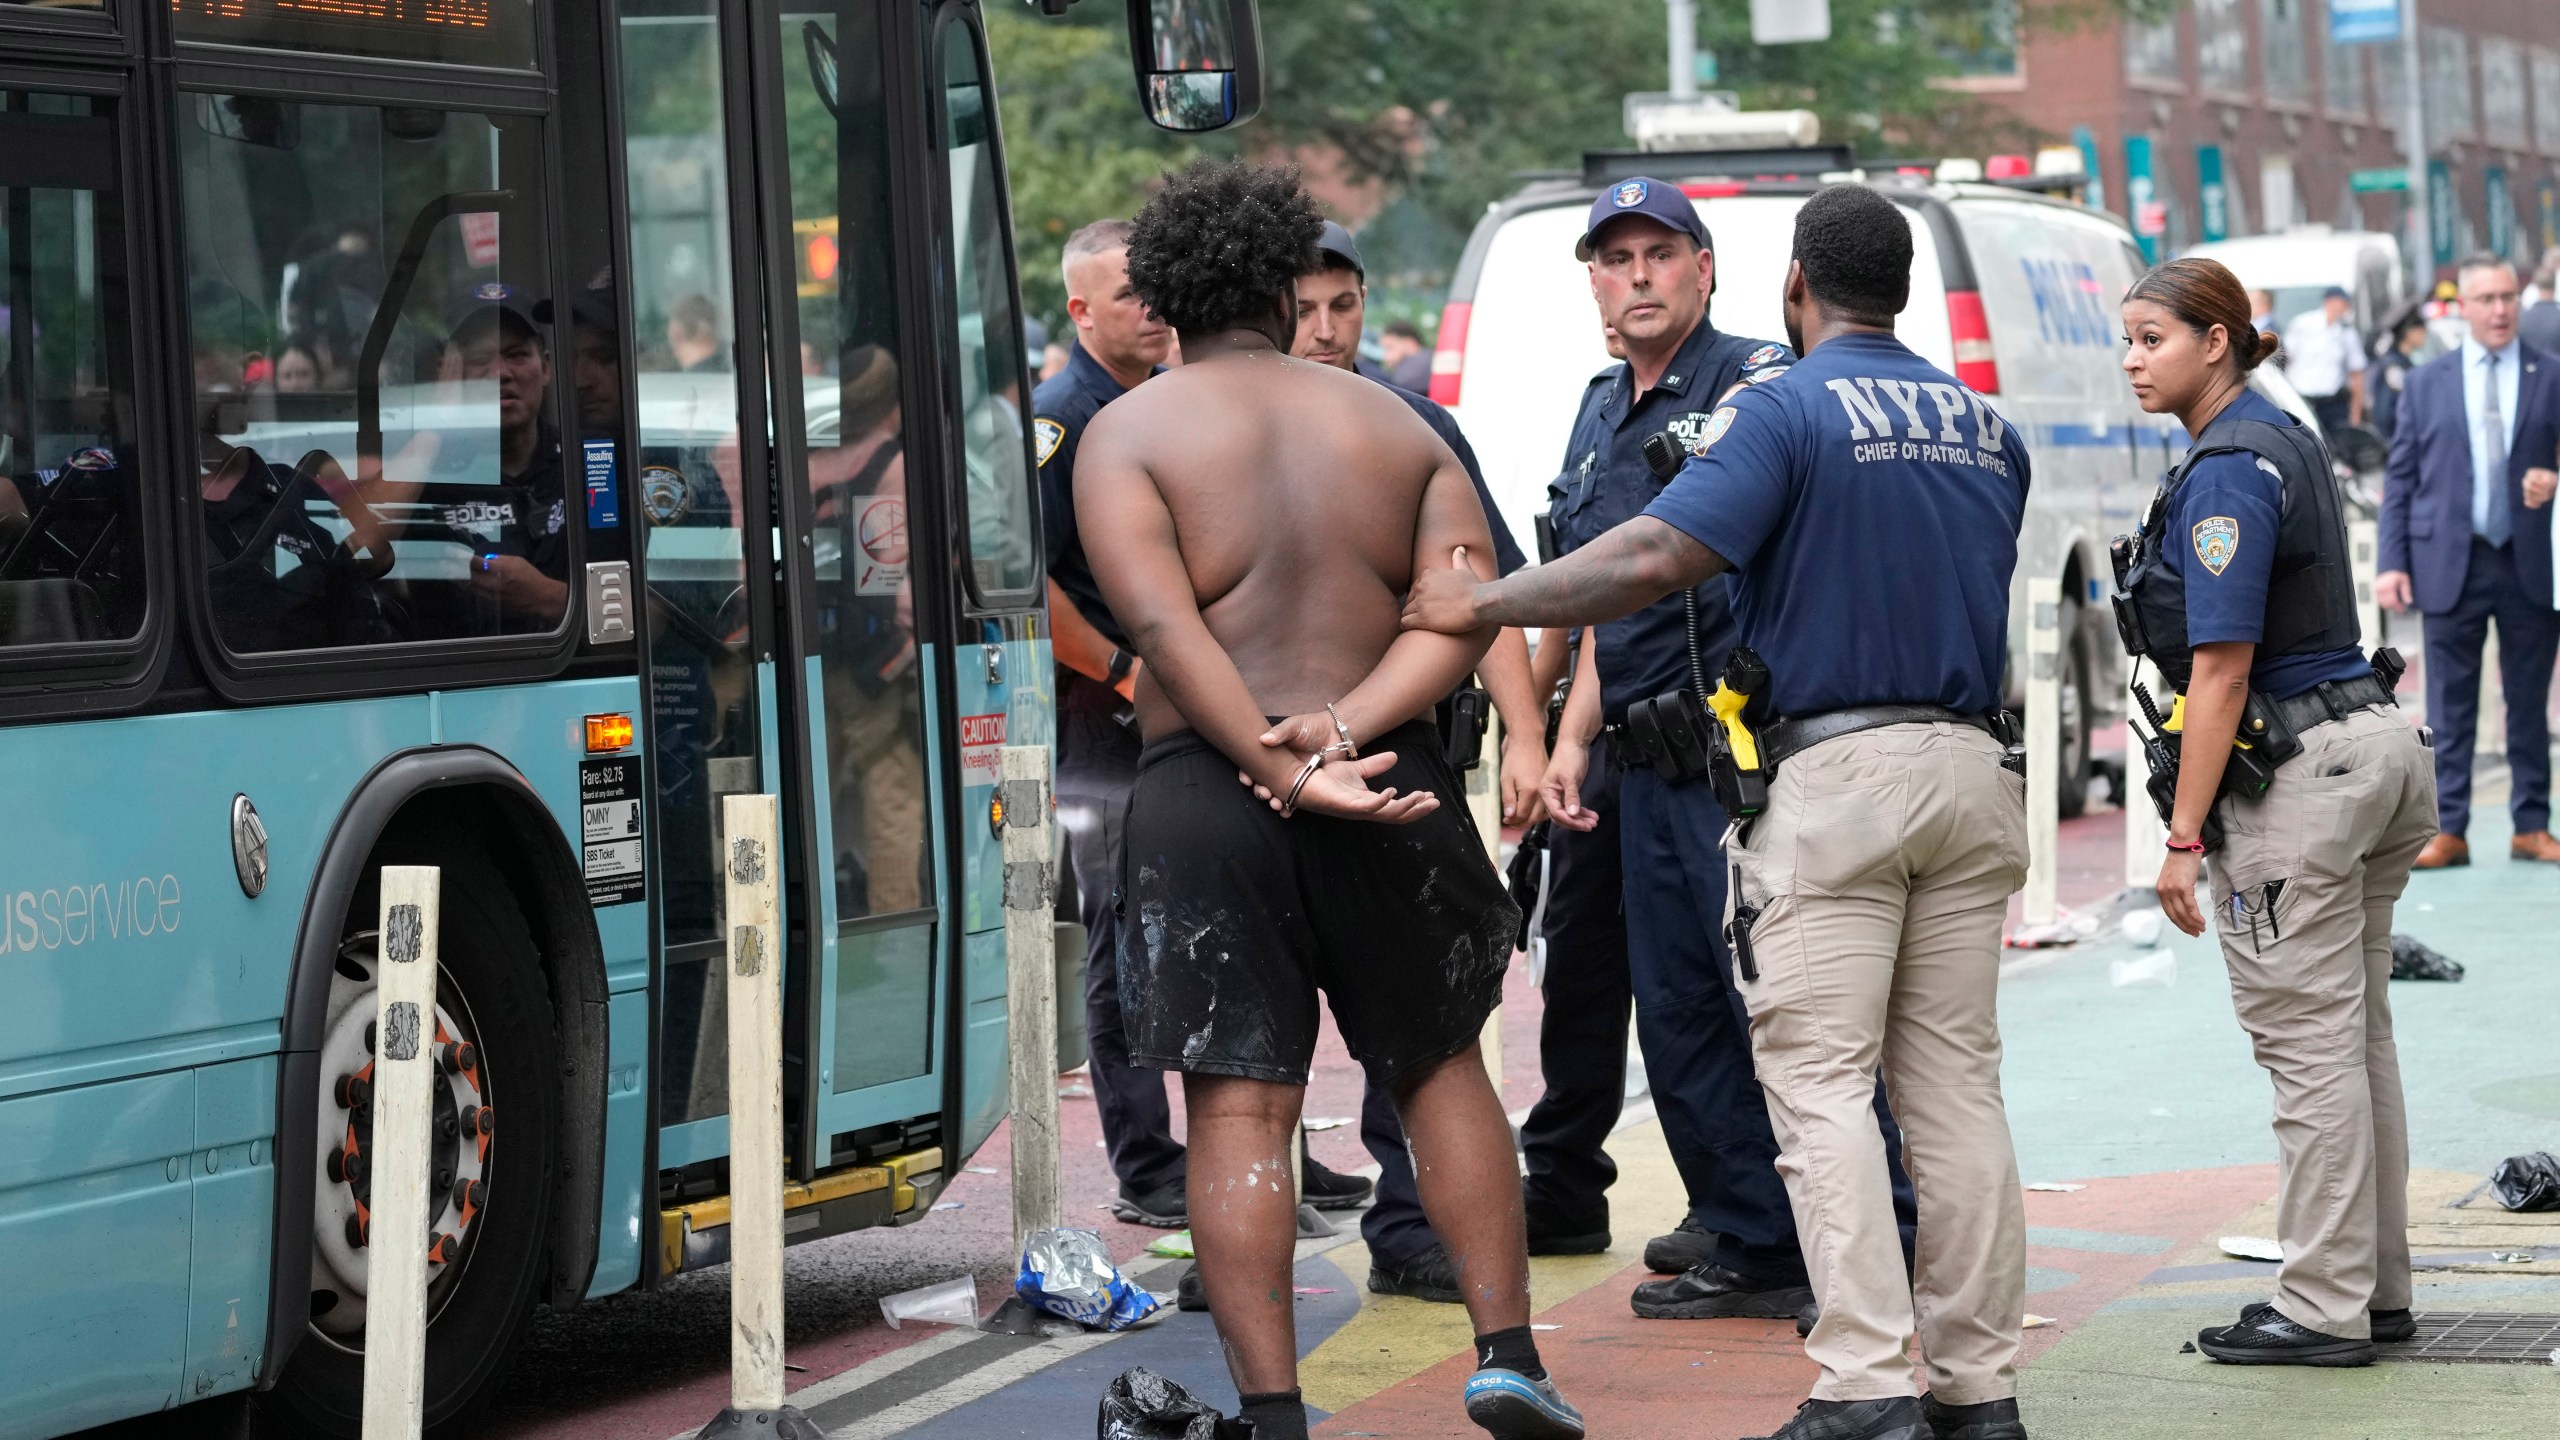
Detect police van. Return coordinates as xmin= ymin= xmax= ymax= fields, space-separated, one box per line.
xmin=1434 ymin=151 xmax=2329 ymax=815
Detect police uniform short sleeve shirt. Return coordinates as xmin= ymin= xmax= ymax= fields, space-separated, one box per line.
xmin=1357 ymin=356 xmax=1526 ymax=577
xmin=1033 ymin=345 xmax=1143 ymax=648
xmin=1642 ymin=332 xmax=2031 ymax=718
xmin=1546 ymin=320 xmax=1794 ymax=721
xmin=2164 ymin=389 xmax=2370 ymax=698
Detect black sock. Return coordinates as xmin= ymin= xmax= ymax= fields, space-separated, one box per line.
xmin=1237 ymin=1388 xmax=1307 ymax=1440
xmin=1474 ymin=1325 xmax=1546 ymax=1380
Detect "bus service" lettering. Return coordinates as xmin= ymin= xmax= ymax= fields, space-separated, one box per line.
xmin=0 ymin=874 xmax=182 ymax=954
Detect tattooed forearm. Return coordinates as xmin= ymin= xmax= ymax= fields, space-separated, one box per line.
xmin=1474 ymin=518 xmax=1727 ymax=628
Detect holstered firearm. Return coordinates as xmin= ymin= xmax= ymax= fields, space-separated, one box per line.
xmin=2130 ymin=679 xmax=2226 ymax=853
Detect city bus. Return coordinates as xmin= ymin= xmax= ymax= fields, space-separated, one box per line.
xmin=0 ymin=1 xmax=1259 ymax=1436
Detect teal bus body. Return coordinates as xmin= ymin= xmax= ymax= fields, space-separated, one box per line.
xmin=0 ymin=0 xmax=1064 ymax=1433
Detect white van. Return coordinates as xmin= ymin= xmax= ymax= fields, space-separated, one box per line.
xmin=1432 ymin=159 xmax=2293 ymax=814
xmin=2185 ymin=227 xmax=2404 ymax=345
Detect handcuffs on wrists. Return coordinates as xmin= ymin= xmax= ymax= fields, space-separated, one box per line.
xmin=1278 ymin=706 xmax=1360 ymax=818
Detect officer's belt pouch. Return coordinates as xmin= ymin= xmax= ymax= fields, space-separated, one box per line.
xmin=2108 ymin=532 xmax=2154 ymax=659
xmin=1624 ymin=689 xmax=1716 ymax=784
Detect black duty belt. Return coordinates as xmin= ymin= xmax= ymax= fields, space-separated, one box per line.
xmin=1760 ymin=705 xmax=2010 ymax=772
xmin=2270 ymin=673 xmax=2395 ymax=738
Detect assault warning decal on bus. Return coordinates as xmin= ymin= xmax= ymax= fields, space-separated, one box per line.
xmin=579 ymin=758 xmax=646 ymax=907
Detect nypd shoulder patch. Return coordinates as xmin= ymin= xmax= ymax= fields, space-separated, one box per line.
xmin=1034 ymin=417 xmax=1066 ymax=467
xmin=1744 ymin=365 xmax=1789 ymax=384
xmin=1743 ymin=343 xmax=1789 ymax=370
xmin=2192 ymin=516 xmax=2239 ymax=576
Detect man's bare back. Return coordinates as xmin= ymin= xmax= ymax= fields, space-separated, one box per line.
xmin=1081 ymin=345 xmax=1492 ymax=742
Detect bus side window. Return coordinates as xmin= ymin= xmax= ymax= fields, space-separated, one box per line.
xmin=0 ymin=95 xmax=145 ymax=653
xmin=937 ymin=17 xmax=1038 ymax=607
xmin=179 ymin=98 xmax=567 ymax=659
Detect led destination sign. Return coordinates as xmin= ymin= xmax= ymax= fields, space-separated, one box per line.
xmin=172 ymin=0 xmax=529 ymax=68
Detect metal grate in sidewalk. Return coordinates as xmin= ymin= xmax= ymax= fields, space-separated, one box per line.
xmin=2379 ymin=1312 xmax=2560 ymax=1363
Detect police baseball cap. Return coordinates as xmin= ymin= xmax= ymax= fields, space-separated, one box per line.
xmin=1575 ymin=176 xmax=1713 ymax=261
xmin=1313 ymin=219 xmax=1364 ymax=279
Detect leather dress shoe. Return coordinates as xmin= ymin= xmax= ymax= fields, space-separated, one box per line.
xmin=2196 ymin=1301 xmax=2374 ymax=1366
xmin=1923 ymin=1395 xmax=2026 ymax=1440
xmin=2512 ymin=830 xmax=2560 ymax=863
xmin=1631 ymin=1262 xmax=1815 ymax=1319
xmin=1368 ymin=1241 xmax=1462 ymax=1303
xmin=1745 ymin=1397 xmax=1928 ymax=1440
xmin=1642 ymin=1215 xmax=1720 ymax=1274
xmin=2412 ymin=833 xmax=2469 ymax=869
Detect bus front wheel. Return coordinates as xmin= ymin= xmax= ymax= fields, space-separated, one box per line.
xmin=262 ymin=844 xmax=559 ymax=1440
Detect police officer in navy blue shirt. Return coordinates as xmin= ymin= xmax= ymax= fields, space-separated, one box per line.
xmin=1526 ymin=176 xmax=1921 ymax=1327
xmin=1404 ymin=184 xmax=2036 ymax=1440
xmin=1294 ymin=220 xmax=1551 ymax=1304
xmin=2118 ymin=259 xmax=2433 ymax=1371
xmin=1033 ymin=220 xmax=1191 ymax=1227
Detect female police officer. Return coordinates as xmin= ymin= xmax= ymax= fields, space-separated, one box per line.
xmin=2115 ymin=258 xmax=2437 ymax=1367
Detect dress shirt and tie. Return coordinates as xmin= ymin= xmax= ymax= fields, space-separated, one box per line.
xmin=2465 ymin=336 xmax=2520 ymax=546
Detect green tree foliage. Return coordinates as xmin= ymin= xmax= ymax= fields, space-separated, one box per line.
xmin=992 ymin=1 xmax=2147 ymax=326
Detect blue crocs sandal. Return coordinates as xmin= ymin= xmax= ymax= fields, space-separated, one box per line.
xmin=1463 ymin=1367 xmax=1585 ymax=1439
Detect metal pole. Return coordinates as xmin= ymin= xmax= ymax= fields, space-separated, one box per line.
xmin=2023 ymin=582 xmax=2061 ymax=927
xmin=361 ymin=866 xmax=439 ymax=1440
xmin=2350 ymin=518 xmax=2383 ymax=656
xmin=2402 ymin=0 xmax=2429 ymax=293
xmin=1668 ymin=0 xmax=1698 ymax=100
xmin=1002 ymin=746 xmax=1061 ymax=1248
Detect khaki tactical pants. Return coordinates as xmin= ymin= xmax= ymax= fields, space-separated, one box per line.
xmin=2208 ymin=704 xmax=2436 ymax=1339
xmin=1729 ymin=722 xmax=2028 ymax=1404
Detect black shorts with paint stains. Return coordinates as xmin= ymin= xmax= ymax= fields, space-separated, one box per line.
xmin=1116 ymin=717 xmax=1519 ymax=1090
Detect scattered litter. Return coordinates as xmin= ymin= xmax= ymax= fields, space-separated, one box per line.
xmin=966 ymin=1165 xmax=999 ymax=1175
xmin=1018 ymin=1228 xmax=1160 ymax=1331
xmin=1098 ymin=1366 xmax=1244 ymax=1440
xmin=2179 ymin=1340 xmax=2197 ymax=1354
xmin=2493 ymin=1251 xmax=2537 ymax=1264
xmin=2025 ymin=1182 xmax=2086 ymax=1193
xmin=1060 ymin=1082 xmax=1094 ymax=1098
xmin=2119 ymin=910 xmax=2164 ymax=947
xmin=932 ymin=1201 xmax=965 ymax=1211
xmin=2023 ymin=1314 xmax=2056 ymax=1329
xmin=2218 ymin=1236 xmax=2283 ymax=1262
xmin=2110 ymin=949 xmax=2177 ymax=988
xmin=2389 ymin=935 xmax=2465 ymax=982
xmin=1293 ymin=1287 xmax=1335 ymax=1296
xmin=880 ymin=1274 xmax=978 ymax=1330
xmin=784 ymin=1363 xmax=807 ymax=1373
xmin=1301 ymin=1116 xmax=1354 ymax=1132
xmin=2491 ymin=1152 xmax=2560 ymax=1212
xmin=1531 ymin=1324 xmax=1562 ymax=1331
xmin=2005 ymin=919 xmax=2077 ymax=949
xmin=1146 ymin=1230 xmax=1196 ymax=1259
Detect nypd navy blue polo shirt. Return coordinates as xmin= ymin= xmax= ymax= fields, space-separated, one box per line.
xmin=2165 ymin=389 xmax=2370 ymax=699
xmin=1642 ymin=330 xmax=2031 ymax=718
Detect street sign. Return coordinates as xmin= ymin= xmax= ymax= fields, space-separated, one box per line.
xmin=2329 ymin=0 xmax=2398 ymax=46
xmin=1750 ymin=0 xmax=1829 ymax=45
xmin=2350 ymin=167 xmax=2410 ymax=193
xmin=2125 ymin=134 xmax=2160 ymax=261
xmin=2198 ymin=145 xmax=2229 ymax=243
xmin=2428 ymin=159 xmax=2456 ymax=266
xmin=2073 ymin=125 xmax=2105 ymax=212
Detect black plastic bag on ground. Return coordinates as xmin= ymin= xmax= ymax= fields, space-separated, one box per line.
xmin=2389 ymin=934 xmax=2465 ymax=981
xmin=2491 ymin=1152 xmax=2560 ymax=1212
xmin=1098 ymin=1367 xmax=1252 ymax=1439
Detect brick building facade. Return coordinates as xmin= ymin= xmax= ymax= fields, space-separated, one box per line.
xmin=1956 ymin=0 xmax=2559 ymax=281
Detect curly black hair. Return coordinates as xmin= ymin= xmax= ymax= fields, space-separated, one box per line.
xmin=1792 ymin=184 xmax=1913 ymax=323
xmin=1124 ymin=159 xmax=1323 ymax=337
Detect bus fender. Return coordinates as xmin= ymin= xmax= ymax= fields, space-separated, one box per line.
xmin=259 ymin=744 xmax=608 ymax=1385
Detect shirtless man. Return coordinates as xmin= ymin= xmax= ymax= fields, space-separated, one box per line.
xmin=1077 ymin=161 xmax=1584 ymax=1440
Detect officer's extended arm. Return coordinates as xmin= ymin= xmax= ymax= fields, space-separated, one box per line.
xmin=1403 ymin=515 xmax=1726 ymax=633
xmin=1323 ymin=457 xmax=1505 ymax=743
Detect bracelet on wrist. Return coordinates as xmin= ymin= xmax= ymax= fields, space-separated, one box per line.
xmin=2165 ymin=837 xmax=2207 ymax=856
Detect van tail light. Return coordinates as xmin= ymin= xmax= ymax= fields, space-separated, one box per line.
xmin=1946 ymin=290 xmax=2001 ymax=394
xmin=1428 ymin=301 xmax=1472 ymax=407
xmin=1678 ymin=180 xmax=1745 ymax=198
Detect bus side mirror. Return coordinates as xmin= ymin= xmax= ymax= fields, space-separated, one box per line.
xmin=1124 ymin=0 xmax=1263 ymax=132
